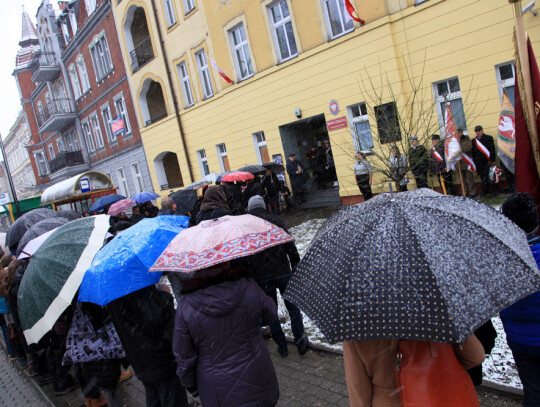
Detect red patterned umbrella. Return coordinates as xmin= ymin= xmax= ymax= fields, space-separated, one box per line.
xmin=149 ymin=215 xmax=294 ymax=277
xmin=107 ymin=198 xmax=137 ymax=216
xmin=220 ymin=171 xmax=254 ymax=182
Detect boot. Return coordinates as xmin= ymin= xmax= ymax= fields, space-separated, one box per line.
xmin=90 ymin=393 xmax=108 ymax=407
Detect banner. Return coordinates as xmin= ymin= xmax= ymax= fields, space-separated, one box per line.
xmin=111 ymin=117 xmax=125 ymax=136
xmin=497 ymin=90 xmax=516 ymax=173
xmin=443 ymin=103 xmax=462 ymax=171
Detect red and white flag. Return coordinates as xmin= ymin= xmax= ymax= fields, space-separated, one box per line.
xmin=344 ymin=0 xmax=366 ymax=24
xmin=443 ymin=103 xmax=462 ymax=171
xmin=206 ymin=55 xmax=233 ymax=84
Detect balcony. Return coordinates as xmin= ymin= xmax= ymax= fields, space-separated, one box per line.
xmin=48 ymin=150 xmax=89 ymax=181
xmin=130 ymin=36 xmax=154 ymax=73
xmin=30 ymin=52 xmax=61 ymax=82
xmin=145 ymin=111 xmax=167 ymax=126
xmin=37 ymin=98 xmax=77 ymax=133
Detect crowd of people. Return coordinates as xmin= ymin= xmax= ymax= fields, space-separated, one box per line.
xmin=0 ymin=170 xmax=538 ymax=406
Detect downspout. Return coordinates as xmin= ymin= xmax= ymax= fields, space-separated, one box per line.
xmin=149 ymin=0 xmax=194 ymax=182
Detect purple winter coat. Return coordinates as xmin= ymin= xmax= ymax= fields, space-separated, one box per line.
xmin=173 ymin=277 xmax=279 ymax=407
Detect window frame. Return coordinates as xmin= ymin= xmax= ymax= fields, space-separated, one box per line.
xmin=130 ymin=161 xmax=145 ymax=194
xmin=320 ymin=0 xmax=355 ymax=40
xmin=432 ymin=77 xmax=468 ymax=136
xmin=347 ymin=102 xmax=374 ymax=153
xmin=34 ymin=150 xmax=49 ymax=176
xmin=195 ymin=50 xmax=214 ymax=99
xmin=101 ymin=103 xmax=116 ymax=143
xmin=57 ymin=137 xmax=65 ymax=153
xmin=162 ymin=0 xmax=177 ymax=28
xmin=116 ymin=167 xmax=130 ymax=197
xmin=267 ymin=0 xmax=298 ymax=63
xmin=216 ymin=143 xmax=230 ymax=172
xmin=252 ymin=131 xmax=269 ymax=164
xmin=495 ymin=61 xmax=516 ymax=107
xmin=228 ymin=24 xmax=254 ymax=81
xmin=76 ymin=55 xmax=91 ymax=93
xmin=81 ymin=118 xmax=96 ymax=153
xmin=48 ymin=144 xmax=56 ymax=160
xmin=85 ymin=0 xmax=97 ymax=15
xmin=197 ymin=149 xmax=210 ymax=177
xmin=113 ymin=92 xmax=132 ymax=136
xmin=183 ymin=0 xmax=195 ymax=14
xmin=89 ymin=32 xmax=114 ymax=82
xmin=68 ymin=63 xmax=82 ymax=100
xmin=177 ymin=61 xmax=195 ymax=108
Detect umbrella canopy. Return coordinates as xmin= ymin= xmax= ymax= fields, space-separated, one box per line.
xmin=89 ymin=194 xmax=126 ymax=213
xmin=150 ymin=214 xmax=294 ymax=277
xmin=78 ymin=215 xmax=190 ymax=306
xmin=169 ymin=189 xmax=198 ymax=215
xmin=184 ymin=180 xmax=212 ymax=190
xmin=262 ymin=162 xmax=285 ymax=173
xmin=220 ymin=171 xmax=255 ymax=182
xmin=18 ymin=215 xmax=110 ymax=344
xmin=202 ymin=172 xmax=225 ymax=183
xmin=130 ymin=191 xmax=160 ymax=204
xmin=107 ymin=198 xmax=137 ymax=216
xmin=55 ymin=210 xmax=82 ymax=221
xmin=6 ymin=208 xmax=61 ymax=250
xmin=216 ymin=171 xmax=233 ymax=182
xmin=236 ymin=164 xmax=266 ymax=174
xmin=17 ymin=217 xmax=69 ymax=258
xmin=285 ymin=189 xmax=540 ymax=344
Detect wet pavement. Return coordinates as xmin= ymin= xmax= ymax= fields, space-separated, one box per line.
xmin=0 ymin=339 xmax=523 ymax=407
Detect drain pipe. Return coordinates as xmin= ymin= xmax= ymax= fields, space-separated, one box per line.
xmin=149 ymin=0 xmax=194 ymax=183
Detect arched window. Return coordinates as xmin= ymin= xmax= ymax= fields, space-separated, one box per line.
xmin=154 ymin=151 xmax=184 ymax=190
xmin=139 ymin=78 xmax=167 ymax=126
xmin=124 ymin=6 xmax=154 ymax=72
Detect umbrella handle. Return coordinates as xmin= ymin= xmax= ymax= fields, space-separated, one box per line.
xmin=389 ymin=182 xmax=394 ymax=197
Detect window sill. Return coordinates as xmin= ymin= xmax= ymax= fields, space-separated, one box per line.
xmin=328 ymin=28 xmax=354 ymax=42
xmin=277 ymin=54 xmax=298 ymax=66
xmin=237 ymin=73 xmax=254 ymax=82
xmin=96 ymin=70 xmax=114 ymax=84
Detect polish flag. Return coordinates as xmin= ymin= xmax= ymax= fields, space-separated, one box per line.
xmin=344 ymin=0 xmax=366 ymax=25
xmin=443 ymin=103 xmax=462 ymax=171
xmin=206 ymin=55 xmax=233 ymax=84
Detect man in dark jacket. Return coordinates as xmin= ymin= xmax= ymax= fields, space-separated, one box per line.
xmin=408 ymin=136 xmax=428 ymax=189
xmin=471 ymin=125 xmax=496 ymax=196
xmin=223 ymin=182 xmax=243 ymax=215
xmin=286 ymin=154 xmax=306 ymax=204
xmin=242 ymin=179 xmax=264 ymax=210
xmin=195 ymin=186 xmax=231 ymax=224
xmin=457 ymin=128 xmax=477 ymax=197
xmin=107 ymin=285 xmax=188 ymax=407
xmin=261 ymin=170 xmax=280 ymax=214
xmin=429 ymin=134 xmax=454 ymax=195
xmin=246 ymin=195 xmax=308 ymax=357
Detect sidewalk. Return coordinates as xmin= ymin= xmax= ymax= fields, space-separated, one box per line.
xmin=0 ymin=339 xmax=525 ymax=407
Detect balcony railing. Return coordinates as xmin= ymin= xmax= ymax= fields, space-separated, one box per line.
xmin=145 ymin=111 xmax=167 ymax=126
xmin=130 ymin=36 xmax=154 ymax=72
xmin=48 ymin=150 xmax=85 ymax=174
xmin=160 ymin=180 xmax=184 ymax=191
xmin=30 ymin=51 xmax=60 ymax=82
xmin=37 ymin=98 xmax=77 ymax=133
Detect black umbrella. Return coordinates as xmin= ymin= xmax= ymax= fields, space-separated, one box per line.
xmin=262 ymin=162 xmax=285 ymax=173
xmin=56 ymin=210 xmax=82 ymax=221
xmin=16 ymin=217 xmax=69 ymax=257
xmin=285 ymin=189 xmax=540 ymax=344
xmin=6 ymin=208 xmax=61 ymax=250
xmin=89 ymin=194 xmax=126 ymax=213
xmin=236 ymin=164 xmax=266 ymax=174
xmin=169 ymin=189 xmax=198 ymax=215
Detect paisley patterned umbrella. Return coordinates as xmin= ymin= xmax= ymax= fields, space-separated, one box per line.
xmin=107 ymin=198 xmax=137 ymax=216
xmin=285 ymin=189 xmax=540 ymax=344
xmin=149 ymin=215 xmax=294 ymax=278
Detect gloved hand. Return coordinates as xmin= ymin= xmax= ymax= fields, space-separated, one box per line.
xmin=186 ymin=386 xmax=199 ymax=398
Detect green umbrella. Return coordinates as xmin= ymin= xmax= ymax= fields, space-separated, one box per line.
xmin=18 ymin=215 xmax=110 ymax=345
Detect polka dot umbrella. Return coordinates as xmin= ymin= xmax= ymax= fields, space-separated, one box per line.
xmin=285 ymin=189 xmax=540 ymax=344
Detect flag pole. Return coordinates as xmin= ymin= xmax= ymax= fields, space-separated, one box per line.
xmin=510 ymin=0 xmax=540 ymax=177
xmin=457 ymin=163 xmax=466 ymax=196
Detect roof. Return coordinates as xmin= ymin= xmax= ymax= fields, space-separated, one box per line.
xmin=15 ymin=45 xmax=41 ymax=71
xmin=41 ymin=171 xmax=114 ymax=204
xmin=19 ymin=6 xmax=39 ymax=47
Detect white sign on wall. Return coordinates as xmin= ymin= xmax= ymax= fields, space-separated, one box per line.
xmin=0 ymin=193 xmax=11 ymax=205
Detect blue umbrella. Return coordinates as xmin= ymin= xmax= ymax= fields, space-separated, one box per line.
xmin=130 ymin=191 xmax=160 ymax=204
xmin=89 ymin=194 xmax=126 ymax=213
xmin=78 ymin=215 xmax=189 ymax=306
xmin=216 ymin=171 xmax=233 ymax=182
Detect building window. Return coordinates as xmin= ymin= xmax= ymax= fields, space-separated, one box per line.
xmin=216 ymin=143 xmax=230 ymax=172
xmin=347 ymin=102 xmax=374 ymax=152
xmin=322 ymin=0 xmax=354 ymax=39
xmin=252 ymin=131 xmax=270 ymax=164
xmin=57 ymin=138 xmax=65 ymax=153
xmin=229 ymin=24 xmax=253 ymax=80
xmin=90 ymin=113 xmax=105 ymax=149
xmin=268 ymin=1 xmax=297 ymax=62
xmin=69 ymin=10 xmax=78 ymax=35
xmin=65 ymin=129 xmax=80 ymax=151
xmin=34 ymin=151 xmax=48 ymax=176
xmin=116 ymin=167 xmax=130 ymax=197
xmin=131 ymin=162 xmax=145 ymax=194
xmin=89 ymin=33 xmax=113 ymax=82
xmin=61 ymin=22 xmax=70 ymax=44
xmin=415 ymin=0 xmax=429 ymax=4
xmin=197 ymin=149 xmax=210 ymax=176
xmin=177 ymin=62 xmax=194 ymax=107
xmin=82 ymin=120 xmax=96 ymax=153
xmin=162 ymin=0 xmax=177 ymax=27
xmin=85 ymin=0 xmax=97 ymax=15
xmin=195 ymin=50 xmax=214 ymax=99
xmin=495 ymin=62 xmax=516 ymax=107
xmin=101 ymin=104 xmax=116 ymax=143
xmin=183 ymin=0 xmax=195 ymax=14
xmin=77 ymin=55 xmax=91 ymax=92
xmin=48 ymin=144 xmax=55 ymax=159
xmin=114 ymin=94 xmax=132 ymax=135
xmin=68 ymin=64 xmax=82 ymax=99
xmin=433 ymin=77 xmax=467 ymax=135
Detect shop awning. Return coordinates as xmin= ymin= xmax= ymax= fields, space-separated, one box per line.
xmin=41 ymin=171 xmax=114 ymax=205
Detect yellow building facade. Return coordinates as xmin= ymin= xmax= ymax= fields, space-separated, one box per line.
xmin=110 ymin=0 xmax=540 ymax=202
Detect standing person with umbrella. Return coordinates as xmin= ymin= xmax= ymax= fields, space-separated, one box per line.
xmin=286 ymin=154 xmax=306 ymax=205
xmin=246 ymin=196 xmax=308 ymax=357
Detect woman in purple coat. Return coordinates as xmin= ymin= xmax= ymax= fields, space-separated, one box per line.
xmin=173 ymin=261 xmax=279 ymax=407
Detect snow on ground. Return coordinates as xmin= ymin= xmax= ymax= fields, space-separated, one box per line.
xmin=278 ymin=217 xmax=522 ymax=389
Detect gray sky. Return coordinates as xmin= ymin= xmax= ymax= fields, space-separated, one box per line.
xmin=0 ymin=0 xmax=48 ymax=140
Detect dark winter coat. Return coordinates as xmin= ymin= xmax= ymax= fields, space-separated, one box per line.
xmin=242 ymin=182 xmax=264 ymax=209
xmin=107 ymin=285 xmax=177 ymax=384
xmin=196 ymin=186 xmax=231 ymax=224
xmin=246 ymin=208 xmax=300 ymax=282
xmin=173 ymin=277 xmax=279 ymax=407
xmin=471 ymin=134 xmax=496 ymax=170
xmin=224 ymin=183 xmax=244 ymax=214
xmin=262 ymin=174 xmax=280 ymax=199
xmin=286 ymin=160 xmax=305 ymax=195
xmin=500 ymin=240 xmax=540 ymax=356
xmin=408 ymin=145 xmax=428 ymax=177
xmin=195 ymin=208 xmax=232 ymax=224
xmin=429 ymin=144 xmax=446 ymax=174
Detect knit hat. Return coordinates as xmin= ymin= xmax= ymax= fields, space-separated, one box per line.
xmin=247 ymin=195 xmax=266 ymax=213
xmin=501 ymin=192 xmax=539 ymax=234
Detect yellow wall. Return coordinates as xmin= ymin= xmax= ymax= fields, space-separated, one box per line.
xmin=111 ymin=0 xmax=540 ymax=199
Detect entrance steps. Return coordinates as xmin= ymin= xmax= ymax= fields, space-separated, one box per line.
xmin=297 ymin=187 xmax=342 ymax=210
